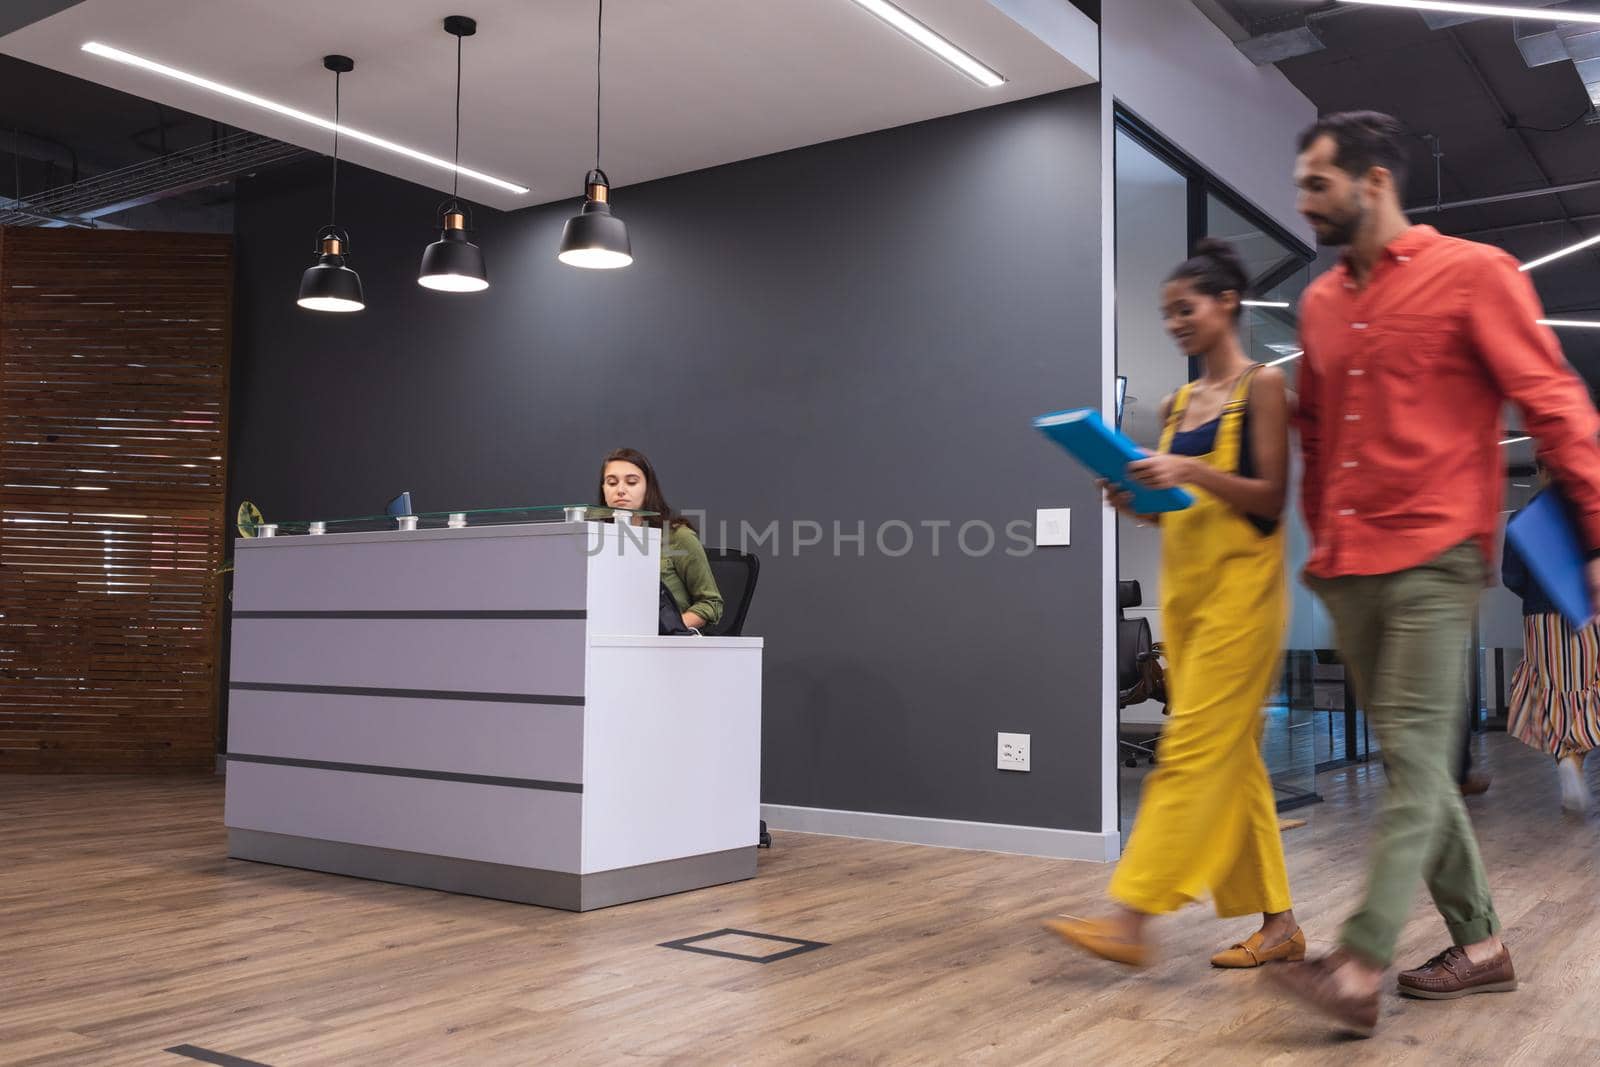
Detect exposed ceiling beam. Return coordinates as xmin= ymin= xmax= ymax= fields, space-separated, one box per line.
xmin=0 ymin=193 xmax=118 ymax=228
xmin=0 ymin=130 xmax=303 ymax=228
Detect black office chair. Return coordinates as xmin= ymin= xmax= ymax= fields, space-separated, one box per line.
xmin=703 ymin=548 xmax=760 ymax=638
xmin=1117 ymin=580 xmax=1168 ymax=768
xmin=703 ymin=548 xmax=769 ymax=846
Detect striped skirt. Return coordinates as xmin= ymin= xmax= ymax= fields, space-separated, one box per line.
xmin=1508 ymin=612 xmax=1600 ymax=759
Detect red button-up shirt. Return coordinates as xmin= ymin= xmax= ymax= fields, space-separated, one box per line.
xmin=1297 ymin=225 xmax=1600 ymax=579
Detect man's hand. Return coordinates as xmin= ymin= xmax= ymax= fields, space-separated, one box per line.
xmin=1587 ymin=557 xmax=1600 ymax=625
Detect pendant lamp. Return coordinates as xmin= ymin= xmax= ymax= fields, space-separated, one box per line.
xmin=419 ymin=16 xmax=490 ymax=292
xmin=297 ymin=55 xmax=365 ymax=312
xmin=559 ymin=0 xmax=632 ymax=269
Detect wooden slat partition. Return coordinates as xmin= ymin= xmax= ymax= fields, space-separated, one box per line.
xmin=0 ymin=226 xmax=233 ymax=771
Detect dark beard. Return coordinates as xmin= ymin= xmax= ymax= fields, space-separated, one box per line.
xmin=1313 ymin=192 xmax=1366 ymax=247
xmin=1315 ymin=216 xmax=1361 ymax=247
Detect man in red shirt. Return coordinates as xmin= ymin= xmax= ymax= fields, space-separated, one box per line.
xmin=1271 ymin=111 xmax=1600 ymax=1035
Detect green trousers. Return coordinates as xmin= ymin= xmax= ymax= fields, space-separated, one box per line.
xmin=1309 ymin=542 xmax=1501 ymax=967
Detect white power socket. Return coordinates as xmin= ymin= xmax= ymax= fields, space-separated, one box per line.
xmin=998 ymin=732 xmax=1031 ymax=772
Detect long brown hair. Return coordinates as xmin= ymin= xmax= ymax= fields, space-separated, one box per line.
xmin=596 ymin=447 xmax=694 ymax=531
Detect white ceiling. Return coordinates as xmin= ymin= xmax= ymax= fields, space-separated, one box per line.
xmin=0 ymin=0 xmax=1098 ymax=211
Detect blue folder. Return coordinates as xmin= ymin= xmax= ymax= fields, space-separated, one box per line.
xmin=1506 ymin=489 xmax=1594 ymax=628
xmin=1033 ymin=408 xmax=1194 ymax=515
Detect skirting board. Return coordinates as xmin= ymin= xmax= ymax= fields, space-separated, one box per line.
xmin=228 ymin=829 xmax=756 ymax=911
xmin=761 ymin=805 xmax=1121 ymax=862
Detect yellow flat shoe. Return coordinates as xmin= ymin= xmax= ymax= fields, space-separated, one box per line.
xmin=1042 ymin=916 xmax=1152 ymax=969
xmin=1211 ymin=927 xmax=1306 ymax=969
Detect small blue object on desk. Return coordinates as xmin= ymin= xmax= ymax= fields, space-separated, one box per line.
xmin=1033 ymin=408 xmax=1194 ymax=515
xmin=1506 ymin=489 xmax=1594 ymax=628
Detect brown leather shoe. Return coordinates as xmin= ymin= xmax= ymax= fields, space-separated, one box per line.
xmin=1460 ymin=774 xmax=1492 ymax=797
xmin=1211 ymin=927 xmax=1307 ymax=968
xmin=1268 ymin=951 xmax=1380 ymax=1037
xmin=1397 ymin=945 xmax=1517 ymax=1000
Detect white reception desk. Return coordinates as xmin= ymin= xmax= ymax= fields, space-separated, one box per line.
xmin=223 ymin=520 xmax=762 ymax=910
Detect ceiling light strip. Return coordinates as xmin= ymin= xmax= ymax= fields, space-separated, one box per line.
xmin=81 ymin=41 xmax=529 ymax=195
xmin=1339 ymin=0 xmax=1600 ymax=25
xmin=1521 ymin=232 xmax=1600 ymax=272
xmin=844 ymin=0 xmax=1005 ymax=88
xmin=1540 ymin=318 xmax=1600 ymax=328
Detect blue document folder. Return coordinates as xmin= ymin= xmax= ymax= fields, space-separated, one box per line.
xmin=1033 ymin=408 xmax=1194 ymax=515
xmin=1506 ymin=489 xmax=1594 ymax=628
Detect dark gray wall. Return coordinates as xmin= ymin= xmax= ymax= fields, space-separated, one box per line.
xmin=230 ymin=87 xmax=1107 ymax=831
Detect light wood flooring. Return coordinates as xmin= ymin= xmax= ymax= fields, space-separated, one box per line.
xmin=3 ymin=733 xmax=1598 ymax=1065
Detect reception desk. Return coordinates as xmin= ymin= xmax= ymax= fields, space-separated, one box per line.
xmin=223 ymin=518 xmax=762 ymax=910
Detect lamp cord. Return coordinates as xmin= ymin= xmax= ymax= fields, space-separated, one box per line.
xmin=330 ymin=70 xmax=341 ymax=228
xmin=453 ymin=32 xmax=462 ymax=200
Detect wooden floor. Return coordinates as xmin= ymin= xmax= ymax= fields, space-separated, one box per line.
xmin=3 ymin=734 xmax=1598 ymax=1066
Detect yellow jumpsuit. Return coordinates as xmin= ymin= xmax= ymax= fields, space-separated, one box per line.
xmin=1107 ymin=367 xmax=1293 ymax=918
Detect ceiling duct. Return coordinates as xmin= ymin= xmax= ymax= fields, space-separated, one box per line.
xmin=1238 ymin=23 xmax=1326 ymax=64
xmin=1517 ymin=18 xmax=1600 ymax=114
xmin=1202 ymin=0 xmax=1571 ymax=66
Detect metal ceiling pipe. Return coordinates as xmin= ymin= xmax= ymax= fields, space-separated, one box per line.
xmin=1409 ymin=176 xmax=1600 ymax=215
xmin=1452 ymin=210 xmax=1600 ymax=238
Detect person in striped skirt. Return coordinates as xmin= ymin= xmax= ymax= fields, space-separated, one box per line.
xmin=1504 ymin=470 xmax=1599 ymax=814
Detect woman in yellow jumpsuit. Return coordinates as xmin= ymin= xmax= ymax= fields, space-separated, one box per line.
xmin=1047 ymin=239 xmax=1303 ymax=969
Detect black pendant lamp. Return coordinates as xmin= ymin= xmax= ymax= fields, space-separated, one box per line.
xmin=298 ymin=55 xmax=365 ymax=313
xmin=418 ymin=16 xmax=489 ymax=292
xmin=559 ymin=0 xmax=632 ymax=269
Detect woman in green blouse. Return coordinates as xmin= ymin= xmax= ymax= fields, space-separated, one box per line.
xmin=597 ymin=447 xmax=723 ymax=631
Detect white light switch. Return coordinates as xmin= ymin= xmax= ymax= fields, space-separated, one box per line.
xmin=1036 ymin=508 xmax=1071 ymax=547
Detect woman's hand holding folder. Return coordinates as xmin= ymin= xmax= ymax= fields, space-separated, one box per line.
xmin=1127 ymin=453 xmax=1197 ymax=492
xmin=1098 ymin=479 xmax=1159 ymax=527
xmin=1099 ymin=451 xmax=1201 ymax=526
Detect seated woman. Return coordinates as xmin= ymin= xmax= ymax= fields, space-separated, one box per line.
xmin=598 ymin=447 xmax=723 ymax=632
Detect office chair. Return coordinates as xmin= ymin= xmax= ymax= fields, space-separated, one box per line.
xmin=1117 ymin=580 xmax=1168 ymax=768
xmin=703 ymin=548 xmax=759 ymax=638
xmin=703 ymin=548 xmax=768 ymax=846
